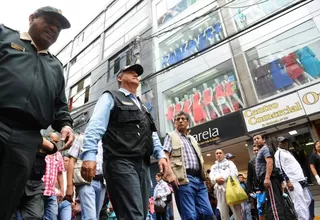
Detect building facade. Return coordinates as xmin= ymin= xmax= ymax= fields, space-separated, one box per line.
xmin=57 ymin=0 xmax=320 ymax=172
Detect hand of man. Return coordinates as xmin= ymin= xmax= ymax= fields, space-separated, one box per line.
xmin=56 ymin=190 xmax=64 ymax=203
xmin=164 ymin=169 xmax=179 ymax=189
xmin=109 ymin=204 xmax=114 ymax=212
xmin=59 ymin=126 xmax=75 ymax=151
xmin=216 ymin=177 xmax=225 ymax=185
xmin=158 ymin=158 xmax=167 ymax=173
xmin=81 ymin=161 xmax=96 ymax=182
xmin=287 ymin=181 xmax=294 ymax=191
xmin=41 ymin=139 xmax=55 ymax=152
xmin=316 ymin=175 xmax=320 ymax=185
xmin=65 ymin=186 xmax=74 ymax=203
xmin=264 ymin=177 xmax=271 ymax=189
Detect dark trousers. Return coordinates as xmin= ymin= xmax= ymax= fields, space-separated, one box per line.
xmin=104 ymin=157 xmax=150 ymax=220
xmin=11 ymin=193 xmax=44 ymax=220
xmin=156 ymin=210 xmax=167 ymax=220
xmin=0 ymin=121 xmax=42 ymax=220
xmin=265 ymin=178 xmax=291 ymax=220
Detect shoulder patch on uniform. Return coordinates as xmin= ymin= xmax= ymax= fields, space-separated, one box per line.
xmin=11 ymin=43 xmax=25 ymax=52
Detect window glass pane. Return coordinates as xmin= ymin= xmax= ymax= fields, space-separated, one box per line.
xmin=70 ymin=86 xmax=78 ymax=98
xmin=84 ymin=76 xmax=91 ymax=88
xmin=163 ymin=59 xmax=244 ymax=131
xmin=225 ymin=0 xmax=297 ymax=32
xmin=108 ymin=48 xmax=133 ymax=81
xmin=114 ymin=57 xmax=120 ymax=75
xmin=126 ymin=50 xmax=132 ymax=65
xmin=245 ymin=20 xmax=320 ymax=100
xmin=84 ymin=87 xmax=90 ymax=103
xmin=156 ymin=1 xmax=167 ymax=19
xmin=159 ymin=10 xmax=224 ymax=69
xmin=157 ymin=0 xmax=198 ymax=26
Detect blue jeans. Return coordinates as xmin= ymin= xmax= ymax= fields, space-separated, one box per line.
xmin=58 ymin=200 xmax=72 ymax=220
xmin=241 ymin=201 xmax=252 ymax=220
xmin=174 ymin=175 xmax=213 ymax=220
xmin=166 ymin=203 xmax=173 ymax=219
xmin=43 ymin=196 xmax=58 ymax=220
xmin=78 ymin=180 xmax=106 ymax=220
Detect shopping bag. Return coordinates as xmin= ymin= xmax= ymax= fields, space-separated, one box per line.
xmin=225 ymin=176 xmax=248 ymax=205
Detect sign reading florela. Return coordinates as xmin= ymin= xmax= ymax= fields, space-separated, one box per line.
xmin=188 ymin=112 xmax=246 ymax=147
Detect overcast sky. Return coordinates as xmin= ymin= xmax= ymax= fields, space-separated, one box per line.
xmin=0 ymin=0 xmax=110 ymax=53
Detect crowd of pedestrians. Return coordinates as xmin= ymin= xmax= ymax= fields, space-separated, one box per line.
xmin=1 ymin=4 xmax=320 ymax=220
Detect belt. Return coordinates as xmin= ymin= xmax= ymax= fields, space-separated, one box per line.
xmin=186 ymin=169 xmax=200 ymax=177
xmin=92 ymin=174 xmax=103 ymax=182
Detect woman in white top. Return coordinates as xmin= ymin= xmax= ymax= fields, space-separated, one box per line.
xmin=210 ymin=149 xmax=242 ymax=220
xmin=153 ymin=173 xmax=171 ymax=220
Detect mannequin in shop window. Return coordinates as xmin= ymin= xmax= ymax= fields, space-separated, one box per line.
xmin=192 ymin=88 xmax=207 ymax=125
xmin=165 ymin=99 xmax=175 ymax=131
xmin=162 ymin=51 xmax=169 ymax=68
xmin=223 ymin=75 xmax=244 ymax=110
xmin=168 ymin=48 xmax=177 ymax=65
xmin=296 ymin=45 xmax=320 ymax=79
xmin=212 ymin=17 xmax=224 ymax=41
xmin=181 ymin=38 xmax=190 ymax=58
xmin=196 ymin=27 xmax=209 ymax=51
xmin=175 ymin=43 xmax=184 ymax=62
xmin=202 ymin=82 xmax=221 ymax=120
xmin=204 ymin=22 xmax=215 ymax=45
xmin=174 ymin=97 xmax=183 ymax=115
xmin=281 ymin=49 xmax=313 ymax=85
xmin=236 ymin=8 xmax=247 ymax=30
xmin=182 ymin=94 xmax=195 ymax=125
xmin=268 ymin=52 xmax=294 ymax=91
xmin=214 ymin=78 xmax=234 ymax=115
xmin=251 ymin=59 xmax=277 ymax=98
xmin=186 ymin=35 xmax=198 ymax=55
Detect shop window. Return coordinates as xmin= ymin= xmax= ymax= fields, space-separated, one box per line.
xmin=108 ymin=48 xmax=133 ymax=81
xmin=141 ymin=82 xmax=155 ymax=119
xmin=159 ymin=9 xmax=224 ymax=70
xmin=157 ymin=0 xmax=199 ymax=26
xmin=227 ymin=0 xmax=297 ymax=32
xmin=63 ymin=65 xmax=68 ymax=81
xmin=246 ymin=20 xmax=320 ymax=100
xmin=69 ymin=75 xmax=91 ymax=110
xmin=163 ymin=60 xmax=244 ymax=132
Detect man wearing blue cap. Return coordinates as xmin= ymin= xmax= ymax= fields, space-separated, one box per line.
xmin=0 ymin=6 xmax=74 ymax=220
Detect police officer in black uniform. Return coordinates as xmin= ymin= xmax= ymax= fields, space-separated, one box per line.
xmin=0 ymin=7 xmax=74 ymax=220
xmin=11 ymin=137 xmax=58 ymax=220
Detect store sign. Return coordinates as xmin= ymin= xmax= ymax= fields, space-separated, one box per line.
xmin=298 ymin=83 xmax=320 ymax=115
xmin=188 ymin=112 xmax=246 ymax=147
xmin=242 ymin=93 xmax=305 ymax=132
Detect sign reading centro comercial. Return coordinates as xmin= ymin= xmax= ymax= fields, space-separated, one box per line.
xmin=242 ymin=93 xmax=305 ymax=132
xmin=298 ymin=83 xmax=320 ymax=115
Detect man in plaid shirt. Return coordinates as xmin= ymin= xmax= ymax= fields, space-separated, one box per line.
xmin=42 ymin=133 xmax=65 ymax=220
xmin=164 ymin=111 xmax=213 ymax=219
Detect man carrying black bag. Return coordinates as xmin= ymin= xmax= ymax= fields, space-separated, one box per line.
xmin=253 ymin=134 xmax=291 ymax=220
xmin=275 ymin=137 xmax=312 ymax=220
